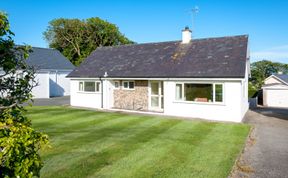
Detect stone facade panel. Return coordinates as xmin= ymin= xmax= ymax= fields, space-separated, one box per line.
xmin=113 ymin=80 xmax=148 ymax=111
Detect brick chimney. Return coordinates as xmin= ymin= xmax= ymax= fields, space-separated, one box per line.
xmin=182 ymin=26 xmax=192 ymax=44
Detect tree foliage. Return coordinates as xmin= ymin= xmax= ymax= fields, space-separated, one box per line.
xmin=250 ymin=60 xmax=288 ymax=89
xmin=43 ymin=17 xmax=134 ymax=66
xmin=0 ymin=12 xmax=49 ymax=178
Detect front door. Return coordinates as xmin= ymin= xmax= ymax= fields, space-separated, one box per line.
xmin=150 ymin=81 xmax=164 ymax=111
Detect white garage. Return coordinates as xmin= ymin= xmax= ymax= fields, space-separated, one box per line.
xmin=27 ymin=47 xmax=74 ymax=98
xmin=262 ymin=74 xmax=288 ymax=108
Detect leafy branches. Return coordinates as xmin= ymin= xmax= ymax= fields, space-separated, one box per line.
xmin=0 ymin=12 xmax=49 ymax=178
xmin=0 ymin=110 xmax=49 ymax=178
xmin=250 ymin=60 xmax=288 ymax=89
xmin=43 ymin=17 xmax=134 ymax=66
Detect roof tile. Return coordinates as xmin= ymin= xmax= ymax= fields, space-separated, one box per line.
xmin=26 ymin=47 xmax=75 ymax=70
xmin=68 ymin=35 xmax=248 ymax=78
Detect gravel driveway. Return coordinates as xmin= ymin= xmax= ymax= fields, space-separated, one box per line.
xmin=235 ymin=107 xmax=288 ymax=178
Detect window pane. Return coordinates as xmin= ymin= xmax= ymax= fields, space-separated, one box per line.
xmin=161 ymin=82 xmax=164 ymax=95
xmin=114 ymin=81 xmax=119 ymax=88
xmin=129 ymin=82 xmax=134 ymax=89
xmin=184 ymin=84 xmax=213 ymax=102
xmin=79 ymin=82 xmax=84 ymax=91
xmin=151 ymin=82 xmax=159 ymax=95
xmin=161 ymin=97 xmax=164 ymax=109
xmin=175 ymin=84 xmax=182 ymax=100
xmin=96 ymin=82 xmax=100 ymax=92
xmin=151 ymin=96 xmax=159 ymax=107
xmin=84 ymin=82 xmax=96 ymax=92
xmin=215 ymin=84 xmax=223 ymax=102
xmin=123 ymin=82 xmax=128 ymax=88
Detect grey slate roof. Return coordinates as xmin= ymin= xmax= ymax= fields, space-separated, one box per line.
xmin=26 ymin=47 xmax=74 ymax=70
xmin=274 ymin=74 xmax=288 ymax=84
xmin=67 ymin=35 xmax=248 ymax=78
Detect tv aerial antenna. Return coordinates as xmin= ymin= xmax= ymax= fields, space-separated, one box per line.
xmin=190 ymin=6 xmax=199 ymax=32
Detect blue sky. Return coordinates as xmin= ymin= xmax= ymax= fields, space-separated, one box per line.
xmin=1 ymin=0 xmax=288 ymax=63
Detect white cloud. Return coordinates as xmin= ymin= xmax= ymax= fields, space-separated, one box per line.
xmin=251 ymin=45 xmax=288 ymax=63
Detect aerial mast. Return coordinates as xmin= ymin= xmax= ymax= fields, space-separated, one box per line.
xmin=190 ymin=6 xmax=199 ymax=35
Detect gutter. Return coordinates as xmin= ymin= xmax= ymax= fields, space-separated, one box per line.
xmin=67 ymin=77 xmax=246 ymax=81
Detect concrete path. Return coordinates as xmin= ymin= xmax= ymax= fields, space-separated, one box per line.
xmin=31 ymin=96 xmax=70 ymax=106
xmin=237 ymin=107 xmax=288 ymax=178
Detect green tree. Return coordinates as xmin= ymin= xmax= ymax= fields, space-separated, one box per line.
xmin=250 ymin=60 xmax=288 ymax=89
xmin=0 ymin=12 xmax=49 ymax=177
xmin=43 ymin=17 xmax=133 ymax=66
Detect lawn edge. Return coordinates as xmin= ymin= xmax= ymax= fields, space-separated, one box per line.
xmin=69 ymin=105 xmax=248 ymax=124
xmin=229 ymin=125 xmax=255 ymax=178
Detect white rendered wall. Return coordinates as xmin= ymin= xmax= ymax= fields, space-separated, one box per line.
xmin=32 ymin=72 xmax=50 ymax=98
xmin=241 ymin=63 xmax=249 ymax=118
xmin=69 ymin=78 xmax=248 ymax=122
xmin=163 ymin=81 xmax=244 ymax=122
xmin=0 ymin=70 xmax=50 ymax=98
xmin=70 ymin=79 xmax=102 ymax=108
xmin=57 ymin=71 xmax=71 ymax=96
xmin=49 ymin=71 xmax=72 ymax=97
xmin=265 ymin=77 xmax=282 ymax=85
xmin=263 ymin=75 xmax=288 ymax=108
xmin=102 ymin=80 xmax=114 ymax=109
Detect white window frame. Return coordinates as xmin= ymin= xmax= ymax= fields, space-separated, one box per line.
xmin=114 ymin=81 xmax=120 ymax=90
xmin=149 ymin=81 xmax=164 ymax=110
xmin=79 ymin=81 xmax=84 ymax=91
xmin=122 ymin=81 xmax=135 ymax=90
xmin=175 ymin=82 xmax=224 ymax=104
xmin=214 ymin=83 xmax=224 ymax=103
xmin=78 ymin=81 xmax=101 ymax=93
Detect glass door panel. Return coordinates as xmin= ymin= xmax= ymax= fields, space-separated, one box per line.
xmin=151 ymin=82 xmax=159 ymax=95
xmin=150 ymin=81 xmax=163 ymax=110
xmin=151 ymin=96 xmax=159 ymax=107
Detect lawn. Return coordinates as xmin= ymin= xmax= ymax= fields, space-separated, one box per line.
xmin=26 ymin=106 xmax=250 ymax=178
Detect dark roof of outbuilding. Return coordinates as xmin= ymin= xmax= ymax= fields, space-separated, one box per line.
xmin=26 ymin=47 xmax=74 ymax=70
xmin=67 ymin=35 xmax=248 ymax=78
xmin=274 ymin=74 xmax=288 ymax=84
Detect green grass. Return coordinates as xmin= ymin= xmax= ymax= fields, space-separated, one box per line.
xmin=26 ymin=106 xmax=250 ymax=178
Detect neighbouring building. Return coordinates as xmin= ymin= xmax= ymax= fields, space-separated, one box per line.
xmin=67 ymin=27 xmax=250 ymax=122
xmin=262 ymin=74 xmax=288 ymax=108
xmin=27 ymin=47 xmax=75 ymax=98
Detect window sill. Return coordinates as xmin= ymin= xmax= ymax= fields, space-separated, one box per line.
xmin=77 ymin=91 xmax=101 ymax=94
xmin=173 ymin=100 xmax=225 ymax=106
xmin=122 ymin=88 xmax=135 ymax=91
xmin=149 ymin=108 xmax=164 ymax=112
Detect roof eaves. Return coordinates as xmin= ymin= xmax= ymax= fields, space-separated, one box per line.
xmin=270 ymin=75 xmax=288 ymax=86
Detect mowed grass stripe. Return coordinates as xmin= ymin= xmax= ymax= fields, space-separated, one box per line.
xmin=30 ymin=109 xmax=104 ymax=124
xmin=41 ymin=117 xmax=166 ymax=177
xmin=162 ymin=123 xmax=249 ymax=178
xmin=26 ymin=106 xmax=80 ymax=119
xmin=32 ymin=112 xmax=125 ymax=134
xmin=41 ymin=119 xmax=180 ymax=177
xmin=45 ymin=119 xmax=182 ymax=178
xmin=42 ymin=114 xmax=153 ymax=159
xmin=90 ymin=121 xmax=217 ymax=178
xmin=38 ymin=113 xmax=128 ymax=146
xmin=26 ymin=106 xmax=250 ymax=178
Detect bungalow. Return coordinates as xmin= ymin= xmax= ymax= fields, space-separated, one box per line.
xmin=27 ymin=47 xmax=75 ymax=98
xmin=262 ymin=74 xmax=288 ymax=108
xmin=67 ymin=27 xmax=250 ymax=122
